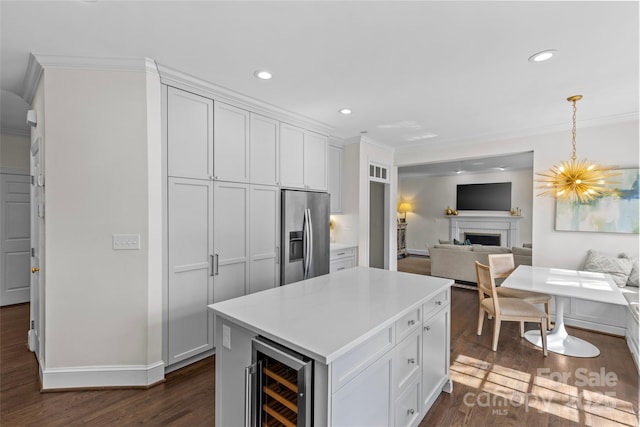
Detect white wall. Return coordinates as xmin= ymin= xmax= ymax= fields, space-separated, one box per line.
xmin=40 ymin=66 xmax=162 ymax=371
xmin=399 ymin=169 xmax=533 ymax=252
xmin=1 ymin=132 xmax=30 ymax=172
xmin=336 ymin=138 xmax=397 ymax=270
xmin=395 ymin=120 xmax=639 ymax=269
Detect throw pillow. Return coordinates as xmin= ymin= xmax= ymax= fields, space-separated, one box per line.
xmin=619 ymin=253 xmax=639 ymax=287
xmin=584 ymin=249 xmax=634 ymax=287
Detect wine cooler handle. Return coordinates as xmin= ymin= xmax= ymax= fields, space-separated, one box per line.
xmin=244 ymin=363 xmax=257 ymax=427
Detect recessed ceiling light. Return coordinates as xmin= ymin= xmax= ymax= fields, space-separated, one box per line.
xmin=528 ymin=49 xmax=557 ymax=63
xmin=455 ymin=170 xmax=464 ymax=174
xmin=339 ymin=108 xmax=352 ymax=115
xmin=254 ymin=70 xmax=272 ymax=80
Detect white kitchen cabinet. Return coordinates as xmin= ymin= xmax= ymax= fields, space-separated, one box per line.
xmin=213 ymin=181 xmax=249 ymax=303
xmin=421 ymin=303 xmax=451 ymax=413
xmin=167 ymin=177 xmax=214 ymax=365
xmin=280 ymin=123 xmax=327 ymax=190
xmin=167 ymin=87 xmax=213 ymax=180
xmin=329 ymin=245 xmax=357 ymax=273
xmin=250 ymin=113 xmax=279 ymax=186
xmin=331 ymin=349 xmax=394 ymax=426
xmin=303 ymin=131 xmax=328 ymax=190
xmin=249 ymin=185 xmax=280 ymax=294
xmin=279 ymin=123 xmax=305 ymax=188
xmin=328 ymin=143 xmax=344 ymax=213
xmin=214 ymin=101 xmax=250 ymax=183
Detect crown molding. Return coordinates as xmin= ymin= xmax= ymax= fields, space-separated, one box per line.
xmin=22 ymin=54 xmax=159 ymax=104
xmin=344 ymin=135 xmax=395 ymax=153
xmin=22 ymin=54 xmax=44 ymax=104
xmin=395 ymin=112 xmax=639 ymax=155
xmin=156 ymin=63 xmax=333 ymax=136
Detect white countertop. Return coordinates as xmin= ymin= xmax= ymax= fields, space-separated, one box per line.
xmin=503 ymin=265 xmax=627 ymax=305
xmin=209 ymin=267 xmax=452 ymax=364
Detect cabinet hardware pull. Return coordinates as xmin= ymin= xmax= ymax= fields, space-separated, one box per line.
xmin=337 ymin=252 xmax=345 ymax=256
xmin=276 ymin=246 xmax=280 ymax=264
xmin=214 ymin=253 xmax=219 ymax=275
xmin=337 ymin=267 xmax=345 ymax=271
xmin=407 ymin=358 xmax=415 ymax=364
xmin=407 ymin=409 xmax=415 ymax=415
xmin=210 ymin=255 xmax=214 ymax=276
xmin=436 ymin=300 xmax=442 ymax=306
xmin=407 ymin=319 xmax=416 ymax=326
xmin=424 ymin=326 xmax=431 ymax=331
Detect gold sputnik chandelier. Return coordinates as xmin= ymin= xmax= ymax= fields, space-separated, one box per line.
xmin=536 ymin=95 xmax=617 ymax=203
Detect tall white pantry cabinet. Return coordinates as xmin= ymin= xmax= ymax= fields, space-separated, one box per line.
xmin=163 ymin=85 xmax=327 ymax=369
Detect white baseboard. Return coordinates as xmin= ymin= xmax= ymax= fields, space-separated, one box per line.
xmin=41 ymin=361 xmax=165 ymax=390
xmin=407 ymin=249 xmax=429 ymax=256
xmin=562 ymin=316 xmax=626 ymax=336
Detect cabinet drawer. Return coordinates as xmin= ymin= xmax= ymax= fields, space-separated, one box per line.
xmin=331 ymin=325 xmax=394 ymax=393
xmin=395 ymin=307 xmax=421 ymax=343
xmin=422 ymin=289 xmax=449 ymax=319
xmin=393 ymin=328 xmax=421 ymax=393
xmin=395 ymin=378 xmax=421 ymax=427
xmin=330 ymin=258 xmax=355 ymax=273
xmin=330 ymin=247 xmax=355 ymax=261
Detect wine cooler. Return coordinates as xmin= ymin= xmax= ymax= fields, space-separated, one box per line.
xmin=246 ymin=337 xmax=313 ymax=427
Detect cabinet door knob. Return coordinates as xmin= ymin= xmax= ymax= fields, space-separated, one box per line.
xmin=436 ymin=300 xmax=442 ymax=306
xmin=407 ymin=358 xmax=415 ymax=364
xmin=407 ymin=319 xmax=416 ymax=326
xmin=31 ymin=267 xmax=40 ymax=274
xmin=424 ymin=326 xmax=431 ymax=331
xmin=407 ymin=409 xmax=415 ymax=415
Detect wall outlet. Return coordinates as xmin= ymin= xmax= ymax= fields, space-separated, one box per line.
xmin=112 ymin=234 xmax=140 ymax=250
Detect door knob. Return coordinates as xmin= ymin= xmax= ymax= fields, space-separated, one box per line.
xmin=31 ymin=267 xmax=40 ymax=273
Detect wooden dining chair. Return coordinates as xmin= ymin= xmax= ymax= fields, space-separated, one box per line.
xmin=488 ymin=253 xmax=552 ymax=330
xmin=475 ymin=261 xmax=548 ymax=356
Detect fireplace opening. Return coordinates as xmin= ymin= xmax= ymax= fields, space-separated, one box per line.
xmin=464 ymin=232 xmax=501 ymax=246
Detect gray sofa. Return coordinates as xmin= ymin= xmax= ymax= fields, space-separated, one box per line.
xmin=429 ymin=244 xmax=532 ymax=283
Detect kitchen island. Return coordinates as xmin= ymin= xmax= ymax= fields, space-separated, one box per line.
xmin=209 ymin=266 xmax=453 ymax=427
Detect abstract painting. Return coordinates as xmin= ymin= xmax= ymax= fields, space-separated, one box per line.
xmin=555 ymin=168 xmax=639 ymax=233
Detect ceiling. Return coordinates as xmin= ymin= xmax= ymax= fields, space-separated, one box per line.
xmin=1 ymin=1 xmax=638 ymax=153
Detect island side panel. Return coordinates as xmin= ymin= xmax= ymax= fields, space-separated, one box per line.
xmin=214 ymin=315 xmax=257 ymax=427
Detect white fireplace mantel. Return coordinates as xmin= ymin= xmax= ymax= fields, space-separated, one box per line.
xmin=449 ymin=215 xmax=522 ymax=247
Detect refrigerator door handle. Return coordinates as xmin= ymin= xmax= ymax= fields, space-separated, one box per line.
xmin=302 ymin=209 xmax=308 ymax=279
xmin=307 ymin=209 xmax=314 ymax=275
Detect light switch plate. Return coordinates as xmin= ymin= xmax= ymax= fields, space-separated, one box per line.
xmin=112 ymin=234 xmax=140 ymax=250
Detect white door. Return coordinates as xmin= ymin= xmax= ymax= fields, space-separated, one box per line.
xmin=249 ymin=185 xmax=280 ymax=294
xmin=167 ymin=87 xmax=214 ymax=180
xmin=303 ymin=131 xmax=327 ymax=190
xmin=29 ymin=138 xmax=43 ymax=357
xmin=167 ymin=177 xmax=214 ymax=364
xmin=213 ymin=101 xmax=249 ymax=183
xmin=279 ymin=123 xmax=304 ymax=188
xmin=249 ymin=113 xmax=279 ymax=186
xmin=1 ymin=174 xmax=31 ymax=306
xmin=213 ymin=181 xmax=249 ymax=303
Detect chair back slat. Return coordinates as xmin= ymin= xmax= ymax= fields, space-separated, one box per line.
xmin=475 ymin=261 xmax=500 ymax=312
xmin=488 ymin=253 xmax=515 ymax=279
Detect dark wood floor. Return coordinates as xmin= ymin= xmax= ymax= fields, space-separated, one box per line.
xmin=2 ymin=285 xmax=638 ymax=426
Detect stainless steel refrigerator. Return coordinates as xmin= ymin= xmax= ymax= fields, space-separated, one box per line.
xmin=281 ymin=189 xmax=330 ymax=285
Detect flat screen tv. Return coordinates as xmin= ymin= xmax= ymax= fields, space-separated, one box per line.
xmin=456 ymin=182 xmax=512 ymax=211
